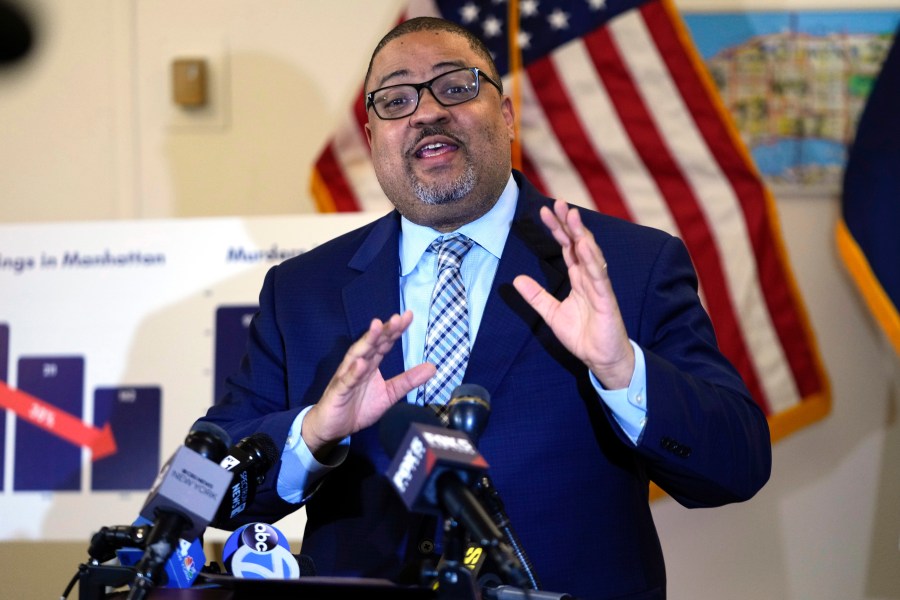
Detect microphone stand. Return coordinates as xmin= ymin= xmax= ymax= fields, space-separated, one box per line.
xmin=474 ymin=475 xmax=542 ymax=591
xmin=433 ymin=517 xmax=482 ymax=600
xmin=126 ymin=511 xmax=189 ymax=600
xmin=447 ymin=390 xmax=542 ymax=591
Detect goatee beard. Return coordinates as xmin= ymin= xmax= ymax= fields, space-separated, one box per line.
xmin=406 ymin=127 xmax=476 ymax=205
xmin=409 ymin=161 xmax=476 ymax=205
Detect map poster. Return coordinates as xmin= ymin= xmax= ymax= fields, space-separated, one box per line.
xmin=683 ymin=10 xmax=900 ymax=197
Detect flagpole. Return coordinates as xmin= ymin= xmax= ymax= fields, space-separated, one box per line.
xmin=507 ymin=0 xmax=522 ymax=171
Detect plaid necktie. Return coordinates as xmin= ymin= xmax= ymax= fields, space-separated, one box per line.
xmin=416 ymin=233 xmax=475 ymax=423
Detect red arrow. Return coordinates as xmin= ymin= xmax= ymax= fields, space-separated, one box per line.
xmin=0 ymin=381 xmax=118 ymax=460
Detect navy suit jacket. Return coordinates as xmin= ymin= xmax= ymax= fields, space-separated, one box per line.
xmin=201 ymin=171 xmax=771 ymax=600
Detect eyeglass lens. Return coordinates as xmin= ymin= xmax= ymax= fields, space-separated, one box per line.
xmin=370 ymin=69 xmax=480 ymax=119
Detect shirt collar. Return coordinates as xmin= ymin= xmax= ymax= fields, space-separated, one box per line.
xmin=399 ymin=174 xmax=518 ymax=275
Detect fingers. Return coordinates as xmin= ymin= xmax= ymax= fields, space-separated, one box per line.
xmin=385 ymin=362 xmax=436 ymax=401
xmin=513 ymin=274 xmax=559 ymax=324
xmin=576 ymin=234 xmax=609 ymax=282
xmin=549 ymin=201 xmax=611 ymax=280
xmin=351 ymin=311 xmax=411 ymax=361
xmin=541 ymin=201 xmax=600 ymax=260
xmin=539 ymin=205 xmax=574 ymax=263
xmin=332 ymin=311 xmax=412 ymax=390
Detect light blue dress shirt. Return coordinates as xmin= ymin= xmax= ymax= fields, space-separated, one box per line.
xmin=276 ymin=175 xmax=648 ymax=503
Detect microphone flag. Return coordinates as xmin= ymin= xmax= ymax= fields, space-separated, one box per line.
xmin=384 ymin=419 xmax=489 ymax=515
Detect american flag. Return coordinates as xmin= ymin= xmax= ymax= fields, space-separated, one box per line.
xmin=311 ymin=0 xmax=831 ymax=442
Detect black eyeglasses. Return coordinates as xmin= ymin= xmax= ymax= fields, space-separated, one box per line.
xmin=365 ymin=67 xmax=503 ymax=120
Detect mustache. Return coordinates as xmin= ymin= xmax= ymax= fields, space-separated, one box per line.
xmin=407 ymin=127 xmax=464 ymax=154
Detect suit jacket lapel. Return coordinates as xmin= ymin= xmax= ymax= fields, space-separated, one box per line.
xmin=342 ymin=212 xmax=406 ymax=379
xmin=466 ymin=176 xmax=568 ymax=398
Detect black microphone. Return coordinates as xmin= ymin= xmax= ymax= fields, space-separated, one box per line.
xmin=447 ymin=384 xmax=491 ymax=443
xmin=379 ymin=402 xmax=528 ymax=588
xmin=212 ymin=432 xmax=279 ymax=527
xmin=127 ymin=422 xmax=234 ymax=600
xmin=448 ymin=385 xmax=543 ymax=592
xmin=0 ymin=0 xmax=34 ymax=65
xmin=87 ymin=524 xmax=152 ymax=564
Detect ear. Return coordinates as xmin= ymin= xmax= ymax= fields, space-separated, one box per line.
xmin=501 ymin=96 xmax=515 ymax=141
xmin=364 ymin=121 xmax=374 ymax=147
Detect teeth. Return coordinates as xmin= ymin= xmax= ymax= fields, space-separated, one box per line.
xmin=423 ymin=143 xmax=444 ymax=150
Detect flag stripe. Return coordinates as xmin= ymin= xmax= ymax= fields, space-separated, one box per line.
xmin=516 ymin=74 xmax=594 ymax=208
xmin=527 ymin=57 xmax=633 ymax=221
xmin=553 ymin=39 xmax=679 ymax=235
xmin=314 ymin=144 xmax=359 ymax=213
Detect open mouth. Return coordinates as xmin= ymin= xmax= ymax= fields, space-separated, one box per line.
xmin=415 ymin=141 xmax=458 ymax=158
xmin=412 ymin=131 xmax=462 ymax=160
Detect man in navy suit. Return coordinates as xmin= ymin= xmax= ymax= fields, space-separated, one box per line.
xmin=197 ymin=16 xmax=771 ymax=600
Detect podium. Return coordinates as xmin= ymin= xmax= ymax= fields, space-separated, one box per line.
xmin=78 ymin=564 xmax=439 ymax=600
xmin=197 ymin=573 xmax=438 ymax=599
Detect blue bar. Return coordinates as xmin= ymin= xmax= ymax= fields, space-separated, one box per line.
xmin=14 ymin=356 xmax=84 ymax=491
xmin=214 ymin=305 xmax=258 ymax=405
xmin=0 ymin=323 xmax=8 ymax=491
xmin=91 ymin=386 xmax=162 ymax=491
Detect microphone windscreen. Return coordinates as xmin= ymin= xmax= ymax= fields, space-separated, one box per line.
xmin=450 ymin=384 xmax=491 ymax=404
xmin=222 ymin=522 xmax=299 ymax=579
xmin=0 ymin=0 xmax=34 ymax=64
xmin=448 ymin=384 xmax=491 ymax=444
xmin=248 ymin=432 xmax=279 ymax=465
xmin=185 ymin=421 xmax=232 ymax=461
xmin=378 ymin=402 xmax=441 ymax=457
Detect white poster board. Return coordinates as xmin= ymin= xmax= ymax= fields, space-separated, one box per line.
xmin=0 ymin=212 xmax=381 ymax=542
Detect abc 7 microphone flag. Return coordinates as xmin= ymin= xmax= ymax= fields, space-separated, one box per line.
xmin=222 ymin=522 xmax=300 ymax=579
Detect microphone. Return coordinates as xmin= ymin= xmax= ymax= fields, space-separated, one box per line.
xmin=127 ymin=422 xmax=234 ymax=600
xmin=447 ymin=384 xmax=491 ymax=443
xmin=110 ymin=432 xmax=278 ymax=593
xmin=221 ymin=522 xmax=300 ymax=579
xmin=115 ymin=517 xmax=207 ymax=590
xmin=88 ymin=524 xmax=152 ymax=564
xmin=379 ymin=402 xmax=487 ymax=515
xmin=447 ymin=385 xmax=543 ymax=591
xmin=0 ymin=0 xmax=34 ymax=65
xmin=212 ymin=432 xmax=279 ymax=527
xmin=379 ymin=402 xmax=528 ymax=588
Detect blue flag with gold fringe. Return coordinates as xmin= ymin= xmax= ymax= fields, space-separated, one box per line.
xmin=837 ymin=24 xmax=900 ymax=356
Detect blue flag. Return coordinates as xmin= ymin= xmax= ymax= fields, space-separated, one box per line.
xmin=838 ymin=24 xmax=900 ymax=355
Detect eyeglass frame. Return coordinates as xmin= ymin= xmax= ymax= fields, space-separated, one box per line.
xmin=365 ymin=67 xmax=504 ymax=120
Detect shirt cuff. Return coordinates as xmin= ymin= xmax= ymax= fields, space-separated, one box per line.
xmin=591 ymin=340 xmax=648 ymax=445
xmin=276 ymin=405 xmax=350 ymax=504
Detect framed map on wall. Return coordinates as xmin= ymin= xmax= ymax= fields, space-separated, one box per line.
xmin=682 ymin=10 xmax=900 ymax=196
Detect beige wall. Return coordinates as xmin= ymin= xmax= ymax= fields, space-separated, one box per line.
xmin=1 ymin=1 xmax=899 ymax=599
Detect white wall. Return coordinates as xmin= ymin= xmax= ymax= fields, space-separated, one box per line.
xmin=0 ymin=1 xmax=899 ymax=599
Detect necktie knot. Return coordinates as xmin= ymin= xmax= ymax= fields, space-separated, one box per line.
xmin=431 ymin=233 xmax=474 ymax=272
